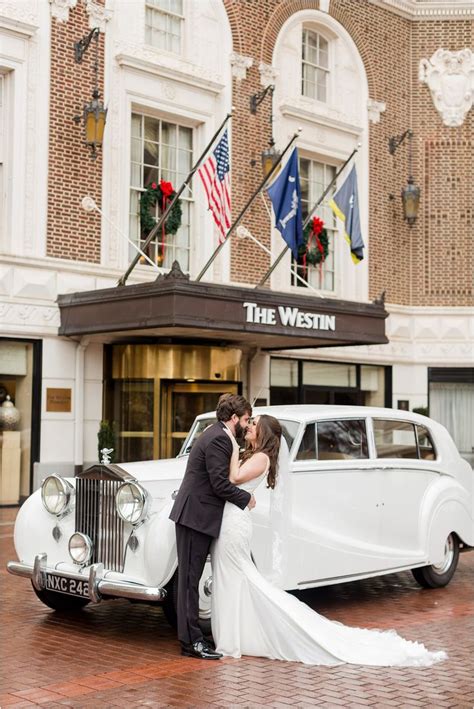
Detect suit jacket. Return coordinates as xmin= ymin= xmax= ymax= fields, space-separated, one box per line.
xmin=169 ymin=421 xmax=251 ymax=537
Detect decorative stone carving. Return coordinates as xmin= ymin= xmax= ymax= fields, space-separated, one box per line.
xmin=419 ymin=49 xmax=474 ymax=127
xmin=155 ymin=260 xmax=189 ymax=282
xmin=85 ymin=0 xmax=112 ymax=32
xmin=230 ymin=53 xmax=253 ymax=80
xmin=367 ymin=99 xmax=386 ymax=124
xmin=319 ymin=0 xmax=331 ymax=12
xmin=49 ymin=0 xmax=77 ymax=23
xmin=259 ymin=62 xmax=278 ymax=88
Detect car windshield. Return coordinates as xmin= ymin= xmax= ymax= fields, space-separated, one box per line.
xmin=178 ymin=417 xmax=300 ymax=457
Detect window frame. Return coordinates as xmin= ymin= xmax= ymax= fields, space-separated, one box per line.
xmin=145 ymin=0 xmax=185 ymax=55
xmin=129 ymin=110 xmax=194 ymax=272
xmin=301 ymin=27 xmax=331 ymax=103
xmin=295 ymin=417 xmax=370 ymax=463
xmin=372 ymin=418 xmax=423 ymax=461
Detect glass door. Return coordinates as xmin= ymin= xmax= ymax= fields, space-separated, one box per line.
xmin=161 ymin=382 xmax=239 ymax=458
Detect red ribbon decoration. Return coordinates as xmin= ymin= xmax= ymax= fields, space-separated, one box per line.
xmin=158 ymin=179 xmax=174 ymax=263
xmin=303 ymin=217 xmax=326 ymax=281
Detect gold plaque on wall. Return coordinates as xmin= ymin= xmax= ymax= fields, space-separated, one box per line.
xmin=46 ymin=388 xmax=72 ymax=413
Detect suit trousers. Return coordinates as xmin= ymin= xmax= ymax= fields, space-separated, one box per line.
xmin=175 ymin=522 xmax=213 ymax=645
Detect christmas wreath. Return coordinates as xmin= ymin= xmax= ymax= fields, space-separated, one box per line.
xmin=298 ymin=216 xmax=329 ymax=269
xmin=140 ymin=179 xmax=182 ymax=237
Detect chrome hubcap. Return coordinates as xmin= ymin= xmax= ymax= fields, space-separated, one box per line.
xmin=432 ymin=535 xmax=454 ymax=575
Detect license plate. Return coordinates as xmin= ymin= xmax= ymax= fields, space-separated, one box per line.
xmin=44 ymin=572 xmax=89 ymax=598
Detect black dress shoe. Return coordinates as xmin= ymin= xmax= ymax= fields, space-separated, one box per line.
xmin=181 ymin=640 xmax=222 ymax=660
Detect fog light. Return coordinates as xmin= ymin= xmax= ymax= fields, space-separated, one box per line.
xmin=68 ymin=532 xmax=92 ymax=565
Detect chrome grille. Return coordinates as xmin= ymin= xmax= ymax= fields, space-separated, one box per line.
xmin=75 ymin=478 xmax=125 ymax=572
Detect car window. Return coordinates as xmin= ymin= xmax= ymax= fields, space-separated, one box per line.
xmin=179 ymin=417 xmax=216 ymax=455
xmin=373 ymin=419 xmax=418 ymax=459
xmin=317 ymin=419 xmax=369 ymax=460
xmin=416 ymin=425 xmax=437 ymax=460
xmin=279 ymin=419 xmax=300 ymax=452
xmin=296 ymin=423 xmax=316 ymax=460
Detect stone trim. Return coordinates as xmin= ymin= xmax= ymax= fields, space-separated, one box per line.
xmin=367 ymin=0 xmax=474 ymax=21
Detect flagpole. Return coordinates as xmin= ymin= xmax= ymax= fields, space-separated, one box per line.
xmin=256 ymin=144 xmax=360 ymax=288
xmin=195 ymin=130 xmax=301 ymax=282
xmin=117 ymin=111 xmax=233 ymax=287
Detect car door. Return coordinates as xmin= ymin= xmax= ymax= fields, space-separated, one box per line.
xmin=288 ymin=417 xmax=385 ymax=588
xmin=372 ymin=418 xmax=440 ymax=566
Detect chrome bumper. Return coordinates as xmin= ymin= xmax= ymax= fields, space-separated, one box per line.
xmin=7 ymin=553 xmax=167 ymax=603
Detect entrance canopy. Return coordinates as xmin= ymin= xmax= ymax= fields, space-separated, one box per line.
xmin=58 ymin=264 xmax=388 ymax=350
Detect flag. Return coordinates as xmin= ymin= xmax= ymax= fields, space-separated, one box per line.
xmin=329 ymin=165 xmax=364 ymax=263
xmin=198 ymin=129 xmax=231 ymax=242
xmin=266 ymin=148 xmax=303 ymax=260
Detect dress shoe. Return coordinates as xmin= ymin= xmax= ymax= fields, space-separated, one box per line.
xmin=181 ymin=640 xmax=222 ymax=660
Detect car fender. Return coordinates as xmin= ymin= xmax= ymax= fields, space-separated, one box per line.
xmin=121 ymin=499 xmax=177 ymax=588
xmin=13 ymin=486 xmax=78 ymax=566
xmin=420 ymin=475 xmax=473 ymax=563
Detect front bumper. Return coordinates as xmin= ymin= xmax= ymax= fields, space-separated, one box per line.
xmin=7 ymin=553 xmax=167 ymax=603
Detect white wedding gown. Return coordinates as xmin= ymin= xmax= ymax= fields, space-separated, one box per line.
xmin=211 ymin=464 xmax=447 ymax=667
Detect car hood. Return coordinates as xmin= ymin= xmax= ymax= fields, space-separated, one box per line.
xmin=118 ymin=456 xmax=188 ymax=483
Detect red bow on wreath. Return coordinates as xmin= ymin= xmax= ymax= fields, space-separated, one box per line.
xmin=300 ymin=217 xmax=329 ymax=279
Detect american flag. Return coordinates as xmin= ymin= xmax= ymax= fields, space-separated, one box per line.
xmin=198 ymin=129 xmax=231 ymax=242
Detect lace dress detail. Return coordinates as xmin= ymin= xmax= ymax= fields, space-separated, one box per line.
xmin=210 ymin=457 xmax=447 ymax=666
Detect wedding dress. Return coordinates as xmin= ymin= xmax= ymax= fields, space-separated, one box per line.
xmin=211 ymin=446 xmax=447 ymax=667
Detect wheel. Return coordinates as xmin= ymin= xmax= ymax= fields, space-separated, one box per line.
xmin=31 ymin=583 xmax=90 ymax=611
xmin=411 ymin=533 xmax=460 ymax=588
xmin=162 ymin=560 xmax=213 ymax=637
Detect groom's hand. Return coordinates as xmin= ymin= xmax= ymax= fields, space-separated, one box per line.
xmin=247 ymin=495 xmax=256 ymax=510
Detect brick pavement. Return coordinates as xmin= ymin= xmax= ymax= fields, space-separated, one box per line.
xmin=1 ymin=506 xmax=473 ymax=709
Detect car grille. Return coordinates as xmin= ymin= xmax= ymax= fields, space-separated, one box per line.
xmin=75 ymin=478 xmax=125 ymax=572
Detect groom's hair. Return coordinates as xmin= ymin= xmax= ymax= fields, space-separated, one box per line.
xmin=216 ymin=393 xmax=252 ymax=421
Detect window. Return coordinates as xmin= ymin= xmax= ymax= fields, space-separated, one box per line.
xmin=296 ymin=419 xmax=368 ymax=461
xmin=416 ymin=425 xmax=436 ymax=461
xmin=293 ymin=158 xmax=336 ymax=291
xmin=302 ymin=29 xmax=329 ymax=102
xmin=317 ymin=419 xmax=368 ymax=460
xmin=130 ymin=113 xmax=192 ymax=271
xmin=279 ymin=419 xmax=301 ymax=452
xmin=373 ymin=420 xmax=418 ymax=459
xmin=145 ymin=0 xmax=183 ymax=53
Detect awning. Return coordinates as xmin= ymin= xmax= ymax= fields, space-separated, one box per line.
xmin=58 ymin=263 xmax=388 ymax=350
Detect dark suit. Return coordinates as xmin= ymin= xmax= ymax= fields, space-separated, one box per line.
xmin=169 ymin=421 xmax=251 ymax=645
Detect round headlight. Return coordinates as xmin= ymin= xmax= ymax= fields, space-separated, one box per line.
xmin=68 ymin=532 xmax=92 ymax=565
xmin=115 ymin=482 xmax=149 ymax=525
xmin=41 ymin=475 xmax=72 ymax=516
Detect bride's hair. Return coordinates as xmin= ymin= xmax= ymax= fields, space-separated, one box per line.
xmin=242 ymin=414 xmax=282 ymax=489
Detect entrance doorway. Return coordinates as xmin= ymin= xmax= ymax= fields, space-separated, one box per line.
xmin=161 ymin=381 xmax=239 ymax=458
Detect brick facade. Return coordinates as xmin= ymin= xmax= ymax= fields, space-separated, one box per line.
xmin=46 ymin=1 xmax=472 ymax=304
xmin=46 ymin=0 xmax=104 ymax=263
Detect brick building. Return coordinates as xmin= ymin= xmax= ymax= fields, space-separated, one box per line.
xmin=0 ymin=0 xmax=472 ymax=503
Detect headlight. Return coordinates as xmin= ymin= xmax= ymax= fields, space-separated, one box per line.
xmin=115 ymin=482 xmax=149 ymax=525
xmin=41 ymin=475 xmax=73 ymax=516
xmin=68 ymin=532 xmax=92 ymax=565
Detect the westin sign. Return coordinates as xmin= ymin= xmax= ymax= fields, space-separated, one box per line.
xmin=243 ymin=302 xmax=336 ymax=331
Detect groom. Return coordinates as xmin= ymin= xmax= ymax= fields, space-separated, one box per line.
xmin=169 ymin=393 xmax=255 ymax=660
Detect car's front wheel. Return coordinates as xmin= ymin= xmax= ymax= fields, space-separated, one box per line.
xmin=31 ymin=584 xmax=90 ymax=611
xmin=411 ymin=533 xmax=460 ymax=588
xmin=163 ymin=560 xmax=213 ymax=636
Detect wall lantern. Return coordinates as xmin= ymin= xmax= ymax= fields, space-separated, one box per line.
xmin=249 ymin=84 xmax=281 ymax=177
xmin=388 ymin=129 xmax=420 ymax=226
xmin=73 ymin=27 xmax=107 ymax=159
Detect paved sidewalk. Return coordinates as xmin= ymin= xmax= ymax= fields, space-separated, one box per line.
xmin=1 ymin=506 xmax=473 ymax=708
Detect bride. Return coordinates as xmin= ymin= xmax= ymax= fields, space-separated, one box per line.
xmin=211 ymin=414 xmax=447 ymax=666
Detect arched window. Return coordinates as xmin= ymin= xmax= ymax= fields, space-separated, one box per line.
xmin=302 ymin=29 xmax=329 ymax=102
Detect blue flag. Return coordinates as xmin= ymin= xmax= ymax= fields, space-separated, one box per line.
xmin=329 ymin=165 xmax=364 ymax=263
xmin=266 ymin=148 xmax=303 ymax=260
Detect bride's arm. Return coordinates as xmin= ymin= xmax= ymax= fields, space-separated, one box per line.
xmin=229 ymin=452 xmax=269 ymax=485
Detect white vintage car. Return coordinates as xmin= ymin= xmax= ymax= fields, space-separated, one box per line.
xmin=7 ymin=405 xmax=474 ymax=632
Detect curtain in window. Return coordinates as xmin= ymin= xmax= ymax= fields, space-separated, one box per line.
xmin=429 ymin=382 xmax=474 ymax=457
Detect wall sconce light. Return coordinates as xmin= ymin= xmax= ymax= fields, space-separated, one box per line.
xmin=73 ymin=27 xmax=107 ymax=159
xmin=249 ymin=84 xmax=281 ymax=177
xmin=388 ymin=129 xmax=420 ymax=225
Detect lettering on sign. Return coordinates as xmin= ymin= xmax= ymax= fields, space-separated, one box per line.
xmin=243 ymin=302 xmax=336 ymax=331
xmin=46 ymin=388 xmax=72 ymax=413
